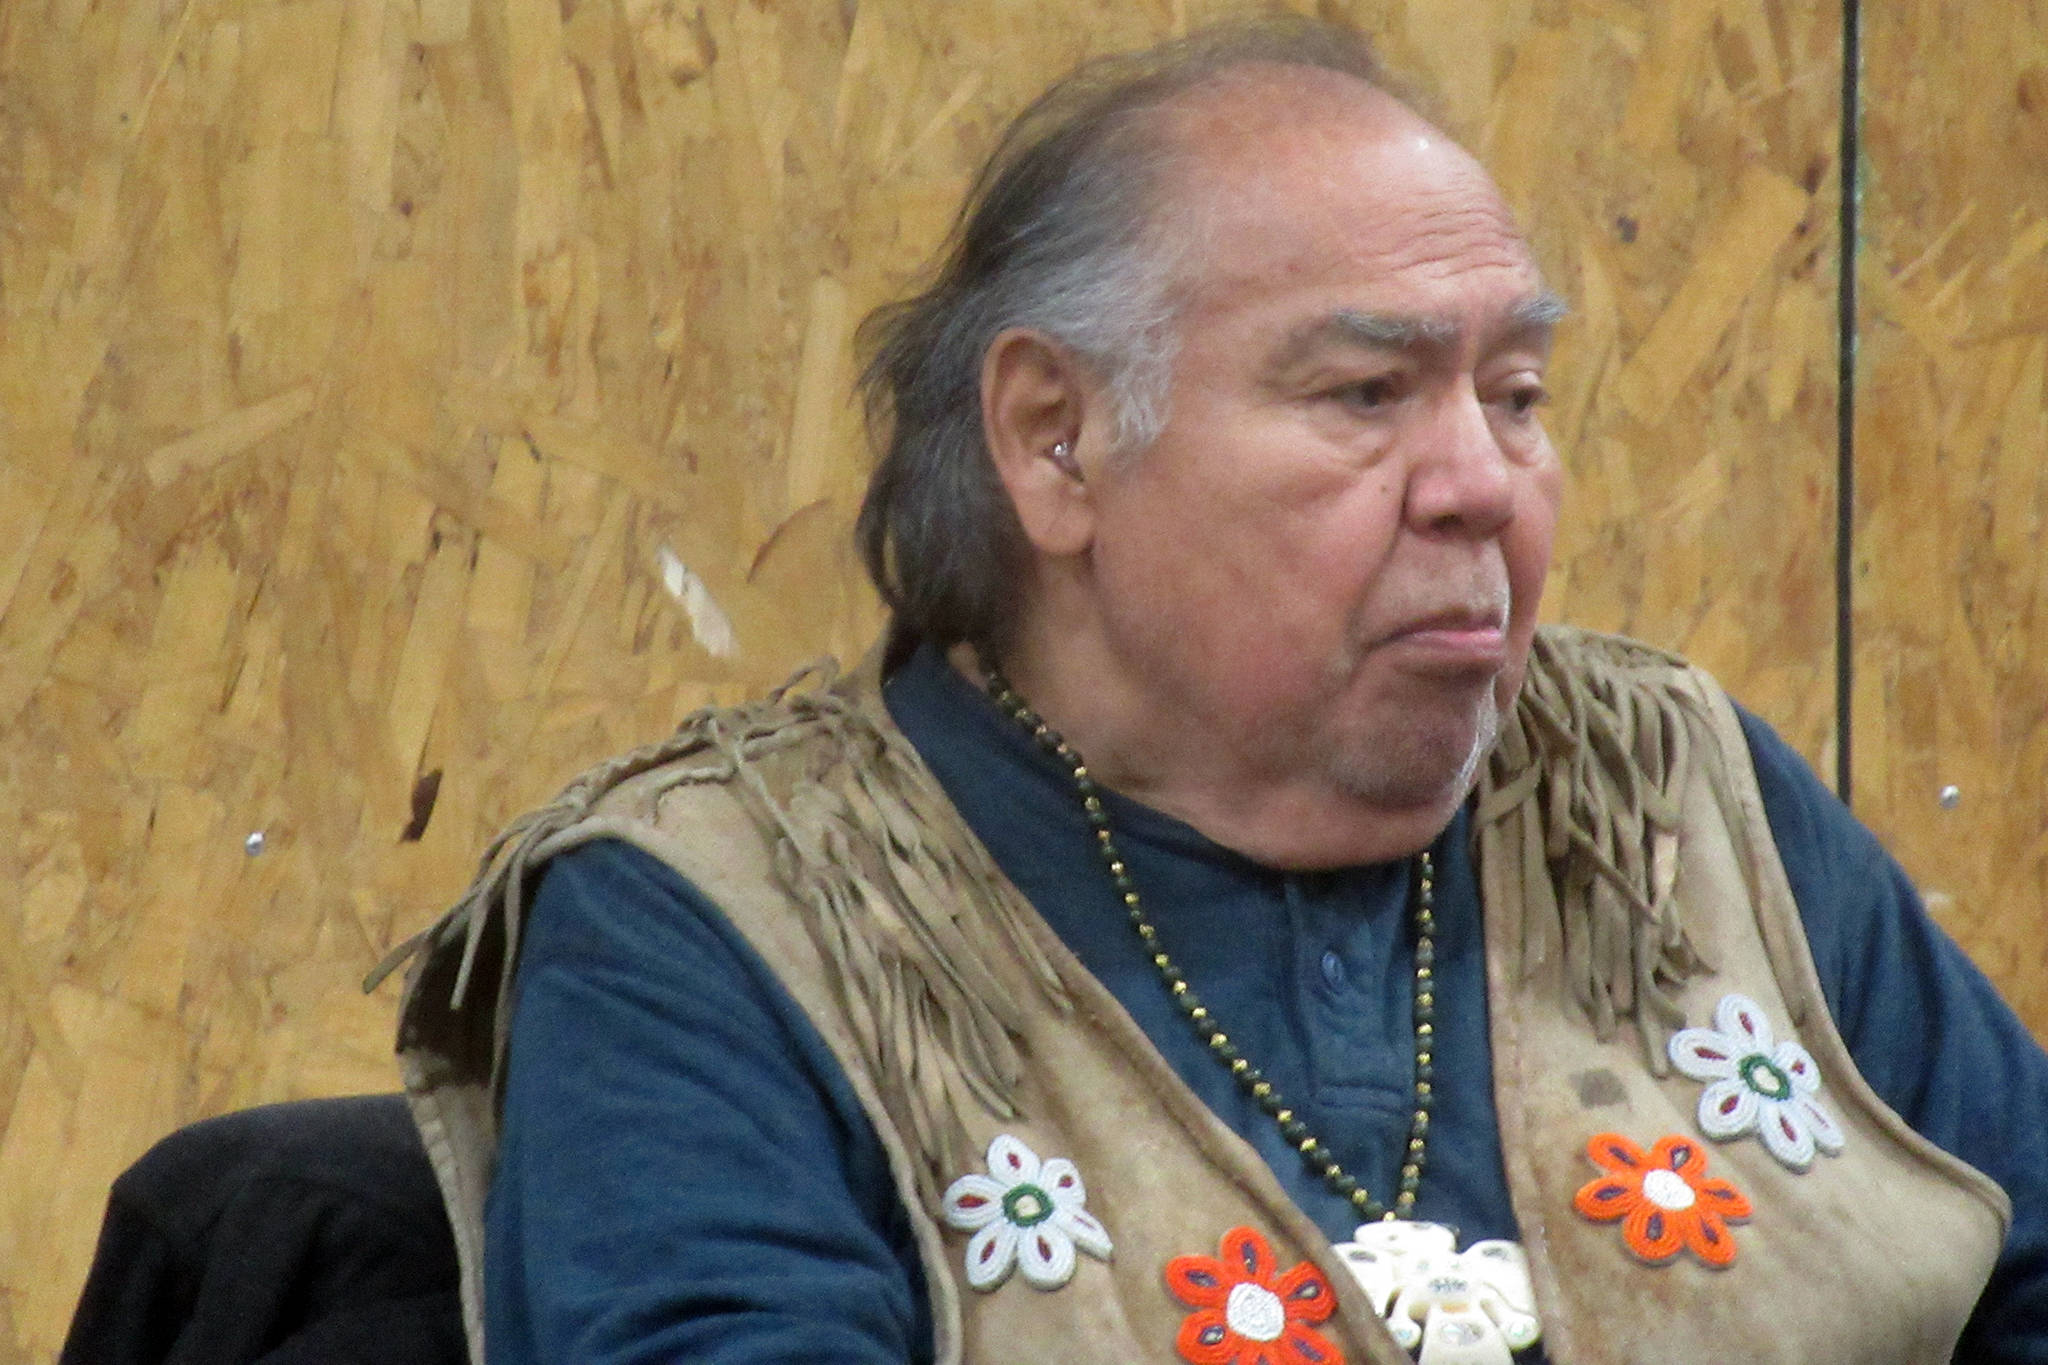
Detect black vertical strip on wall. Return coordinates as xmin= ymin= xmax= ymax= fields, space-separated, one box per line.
xmin=1835 ymin=0 xmax=1862 ymax=804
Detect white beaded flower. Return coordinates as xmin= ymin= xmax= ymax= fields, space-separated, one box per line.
xmin=1668 ymin=992 xmax=1846 ymax=1172
xmin=1332 ymin=1221 xmax=1540 ymax=1364
xmin=940 ymin=1134 xmax=1112 ymax=1291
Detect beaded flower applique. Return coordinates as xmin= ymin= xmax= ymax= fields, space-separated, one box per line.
xmin=1668 ymin=992 xmax=1846 ymax=1172
xmin=1164 ymin=1226 xmax=1342 ymax=1365
xmin=1572 ymin=1132 xmax=1752 ymax=1268
xmin=1332 ymin=1221 xmax=1539 ymax=1364
xmin=940 ymin=1134 xmax=1112 ymax=1291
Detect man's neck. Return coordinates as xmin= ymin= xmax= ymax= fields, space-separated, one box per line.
xmin=949 ymin=638 xmax=1463 ymax=871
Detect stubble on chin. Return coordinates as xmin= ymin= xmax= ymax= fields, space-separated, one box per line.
xmin=1317 ymin=684 xmax=1503 ymax=813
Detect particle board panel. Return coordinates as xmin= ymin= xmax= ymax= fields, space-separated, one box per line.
xmin=1434 ymin=0 xmax=1844 ymax=767
xmin=0 ymin=1 xmax=1840 ymax=1355
xmin=1855 ymin=0 xmax=2048 ymax=1039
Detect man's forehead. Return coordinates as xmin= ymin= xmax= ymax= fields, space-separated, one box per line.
xmin=1147 ymin=68 xmax=1529 ymax=281
xmin=1152 ymin=61 xmax=1409 ymax=146
xmin=1153 ymin=65 xmax=1450 ymax=191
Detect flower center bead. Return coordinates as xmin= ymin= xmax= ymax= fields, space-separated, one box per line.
xmin=1223 ymin=1281 xmax=1287 ymax=1342
xmin=1641 ymin=1168 xmax=1697 ymax=1211
xmin=1001 ymin=1183 xmax=1055 ymax=1227
xmin=1738 ymin=1052 xmax=1794 ymax=1100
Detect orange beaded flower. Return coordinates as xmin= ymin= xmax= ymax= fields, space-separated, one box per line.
xmin=1164 ymin=1226 xmax=1343 ymax=1365
xmin=1572 ymin=1133 xmax=1753 ymax=1268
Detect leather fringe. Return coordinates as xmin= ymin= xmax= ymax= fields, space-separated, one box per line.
xmin=1475 ymin=629 xmax=1726 ymax=1074
xmin=375 ymin=659 xmax=1069 ymax=1196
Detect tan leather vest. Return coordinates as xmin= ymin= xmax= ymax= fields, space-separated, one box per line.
xmin=389 ymin=627 xmax=2008 ymax=1364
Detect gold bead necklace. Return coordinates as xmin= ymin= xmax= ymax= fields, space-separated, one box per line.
xmin=984 ymin=669 xmax=1437 ymax=1222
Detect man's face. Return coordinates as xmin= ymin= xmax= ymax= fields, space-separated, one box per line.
xmin=1081 ymin=80 xmax=1563 ymax=817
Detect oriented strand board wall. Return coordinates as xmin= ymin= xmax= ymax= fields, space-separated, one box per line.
xmin=0 ymin=0 xmax=1852 ymax=1354
xmin=1498 ymin=0 xmax=1844 ymax=758
xmin=1855 ymin=0 xmax=2048 ymax=1036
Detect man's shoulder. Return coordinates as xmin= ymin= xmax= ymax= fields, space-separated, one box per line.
xmin=1530 ymin=623 xmax=1698 ymax=677
xmin=1512 ymin=624 xmax=1738 ymax=756
xmin=560 ymin=652 xmax=893 ymax=822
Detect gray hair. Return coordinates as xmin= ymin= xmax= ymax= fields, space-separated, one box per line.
xmin=855 ymin=15 xmax=1396 ymax=655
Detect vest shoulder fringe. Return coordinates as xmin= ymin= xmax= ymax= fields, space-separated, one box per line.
xmin=384 ymin=657 xmax=1070 ymax=1197
xmin=1477 ymin=625 xmax=1764 ymax=1071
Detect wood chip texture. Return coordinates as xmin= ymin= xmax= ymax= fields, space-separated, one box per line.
xmin=0 ymin=0 xmax=2038 ymax=1356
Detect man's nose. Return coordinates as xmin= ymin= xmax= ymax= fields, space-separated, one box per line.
xmin=1403 ymin=387 xmax=1517 ymax=538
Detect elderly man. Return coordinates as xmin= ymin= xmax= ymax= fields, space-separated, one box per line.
xmin=393 ymin=18 xmax=2048 ymax=1365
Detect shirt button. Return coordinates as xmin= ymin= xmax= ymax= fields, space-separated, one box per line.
xmin=1319 ymin=950 xmax=1346 ymax=991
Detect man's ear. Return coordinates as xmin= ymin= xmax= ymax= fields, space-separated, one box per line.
xmin=981 ymin=327 xmax=1098 ymax=557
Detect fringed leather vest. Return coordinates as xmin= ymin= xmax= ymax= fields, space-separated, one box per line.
xmin=385 ymin=627 xmax=2008 ymax=1364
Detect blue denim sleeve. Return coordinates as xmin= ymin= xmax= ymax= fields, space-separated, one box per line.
xmin=1739 ymin=708 xmax=2048 ymax=1362
xmin=484 ymin=838 xmax=932 ymax=1365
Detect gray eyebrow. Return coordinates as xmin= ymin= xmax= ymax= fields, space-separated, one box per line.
xmin=1273 ymin=290 xmax=1568 ymax=371
xmin=1511 ymin=291 xmax=1570 ymax=330
xmin=1320 ymin=309 xmax=1459 ymax=350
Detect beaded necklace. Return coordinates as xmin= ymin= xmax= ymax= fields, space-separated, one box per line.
xmin=984 ymin=669 xmax=1437 ymax=1224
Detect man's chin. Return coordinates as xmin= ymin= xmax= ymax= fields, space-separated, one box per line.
xmin=1319 ymin=704 xmax=1500 ymax=813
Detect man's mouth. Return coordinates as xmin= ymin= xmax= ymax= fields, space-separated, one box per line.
xmin=1380 ymin=604 xmax=1511 ymax=669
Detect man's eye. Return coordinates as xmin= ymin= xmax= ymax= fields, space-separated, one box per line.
xmin=1504 ymin=384 xmax=1549 ymax=417
xmin=1339 ymin=378 xmax=1399 ymax=409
